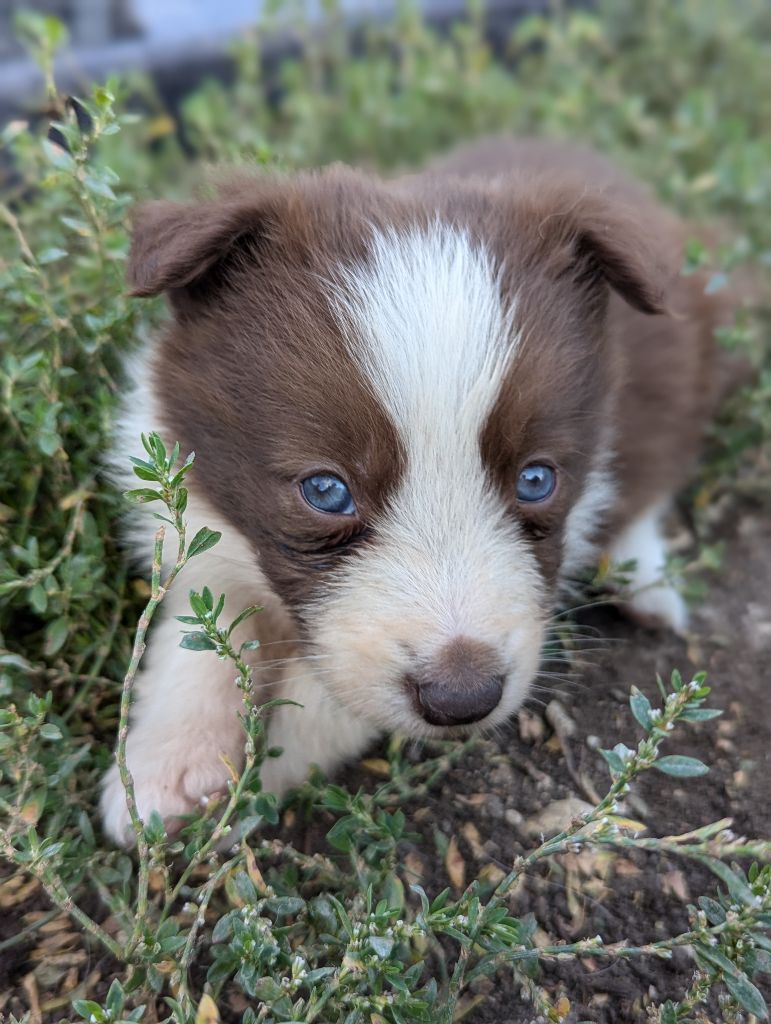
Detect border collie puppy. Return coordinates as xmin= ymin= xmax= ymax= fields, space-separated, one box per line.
xmin=101 ymin=139 xmax=731 ymax=845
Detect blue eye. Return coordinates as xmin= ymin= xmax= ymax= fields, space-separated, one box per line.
xmin=300 ymin=474 xmax=356 ymax=515
xmin=517 ymin=463 xmax=556 ymax=503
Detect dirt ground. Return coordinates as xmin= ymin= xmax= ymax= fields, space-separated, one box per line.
xmin=1 ymin=501 xmax=769 ymax=1022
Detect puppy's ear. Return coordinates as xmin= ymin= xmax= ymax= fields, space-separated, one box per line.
xmin=126 ymin=194 xmax=271 ymax=303
xmin=568 ymin=193 xmax=675 ymax=315
xmin=517 ymin=182 xmax=678 ymax=316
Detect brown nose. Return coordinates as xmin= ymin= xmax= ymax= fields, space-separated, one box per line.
xmin=408 ymin=638 xmax=504 ymax=727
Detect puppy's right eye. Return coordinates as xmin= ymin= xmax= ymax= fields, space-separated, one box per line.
xmin=300 ymin=474 xmax=357 ymax=516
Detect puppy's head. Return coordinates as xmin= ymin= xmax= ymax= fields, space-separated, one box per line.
xmin=128 ymin=166 xmax=673 ymax=736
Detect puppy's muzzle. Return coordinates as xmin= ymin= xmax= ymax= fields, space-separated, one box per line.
xmin=406 ymin=637 xmax=505 ymax=727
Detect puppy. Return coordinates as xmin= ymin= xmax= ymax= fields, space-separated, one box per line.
xmin=101 ymin=139 xmax=731 ymax=845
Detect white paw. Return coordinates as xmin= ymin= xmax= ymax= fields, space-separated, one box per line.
xmin=625 ymin=581 xmax=688 ymax=635
xmin=100 ymin=747 xmax=237 ymax=847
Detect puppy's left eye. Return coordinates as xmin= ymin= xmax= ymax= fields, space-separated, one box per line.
xmin=517 ymin=463 xmax=556 ymax=503
xmin=300 ymin=474 xmax=357 ymax=516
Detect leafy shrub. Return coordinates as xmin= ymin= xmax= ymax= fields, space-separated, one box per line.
xmin=1 ymin=3 xmax=770 ymax=1022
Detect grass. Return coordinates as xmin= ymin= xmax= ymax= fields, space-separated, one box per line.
xmin=1 ymin=2 xmax=770 ymax=1021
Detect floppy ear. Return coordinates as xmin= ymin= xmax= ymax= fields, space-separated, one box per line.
xmin=567 ymin=193 xmax=675 ymax=315
xmin=126 ymin=195 xmax=270 ymax=302
xmin=519 ymin=182 xmax=678 ymax=316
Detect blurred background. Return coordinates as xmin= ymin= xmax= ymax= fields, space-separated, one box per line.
xmin=0 ymin=1 xmax=542 ymax=125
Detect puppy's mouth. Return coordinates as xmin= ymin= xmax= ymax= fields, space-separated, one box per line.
xmin=404 ymin=672 xmax=504 ymax=729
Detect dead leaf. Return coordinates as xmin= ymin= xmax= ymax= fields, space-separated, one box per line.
xmin=445 ymin=835 xmax=466 ymax=890
xmin=661 ymin=869 xmax=690 ymax=902
xmin=479 ymin=863 xmax=505 ymax=886
xmin=452 ymin=994 xmax=486 ymax=1021
xmin=460 ymin=821 xmax=485 ymax=860
xmin=360 ymin=758 xmax=391 ymax=778
xmin=545 ymin=734 xmax=562 ymax=754
xmin=218 ymin=752 xmax=240 ymax=785
xmin=0 ymin=873 xmax=40 ymax=908
xmin=546 ymin=699 xmax=576 ymax=739
xmin=518 ymin=708 xmax=545 ymax=743
xmin=196 ymin=993 xmax=220 ymax=1024
xmin=403 ymin=850 xmax=424 ymax=883
xmin=39 ymin=916 xmax=71 ymax=935
xmin=149 ymin=868 xmax=166 ymax=893
xmin=555 ymin=995 xmax=571 ymax=1018
xmin=244 ymin=844 xmax=267 ymax=893
xmin=21 ymin=972 xmax=42 ymax=1024
xmin=456 ymin=793 xmax=489 ymax=808
xmin=524 ymin=797 xmax=594 ymax=837
xmin=614 ymin=858 xmax=642 ymax=877
xmin=282 ymin=808 xmax=296 ymax=828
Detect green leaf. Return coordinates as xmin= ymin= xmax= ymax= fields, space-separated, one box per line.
xmin=43 ymin=616 xmax=69 ymax=656
xmin=105 ymin=978 xmax=125 ymax=1017
xmin=29 ymin=582 xmax=48 ymax=614
xmin=228 ymin=605 xmax=261 ymax=635
xmin=654 ymin=755 xmax=709 ymax=778
xmin=698 ymin=896 xmax=726 ymax=924
xmin=129 ymin=457 xmax=160 ymax=482
xmin=124 ymin=488 xmax=162 ymax=504
xmin=40 ymin=723 xmax=62 ymax=740
xmin=179 ymin=632 xmax=217 ymax=652
xmin=326 ymin=817 xmax=356 ymax=852
xmin=695 ymin=857 xmax=756 ymax=906
xmin=599 ymin=747 xmax=625 ymax=775
xmin=187 ymin=527 xmax=222 ymax=559
xmin=72 ymin=1002 xmax=105 ymax=1022
xmin=264 ymin=896 xmax=305 ymax=917
xmin=369 ymin=934 xmax=395 ymax=959
xmin=724 ymin=968 xmax=768 ymax=1018
xmin=680 ymin=707 xmax=722 ymax=721
xmin=659 ymin=1003 xmax=678 ymax=1024
xmin=629 ymin=687 xmax=653 ymax=730
xmin=41 ymin=137 xmax=75 ymax=171
xmin=37 ymin=246 xmax=68 ymax=264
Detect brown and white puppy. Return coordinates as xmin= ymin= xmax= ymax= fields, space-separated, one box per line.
xmin=101 ymin=139 xmax=730 ymax=845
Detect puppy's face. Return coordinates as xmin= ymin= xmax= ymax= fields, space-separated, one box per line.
xmin=130 ymin=168 xmax=669 ymax=736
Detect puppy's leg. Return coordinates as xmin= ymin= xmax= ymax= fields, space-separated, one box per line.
xmin=258 ymin=667 xmax=378 ymax=797
xmin=609 ymin=502 xmax=688 ymax=633
xmin=100 ymin=566 xmax=259 ymax=846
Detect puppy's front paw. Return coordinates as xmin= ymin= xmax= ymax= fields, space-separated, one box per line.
xmin=100 ymin=747 xmax=235 ymax=847
xmin=625 ymin=582 xmax=688 ymax=635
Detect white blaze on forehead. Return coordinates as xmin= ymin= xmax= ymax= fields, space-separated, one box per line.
xmin=334 ymin=224 xmax=518 ymax=444
xmin=330 ymin=224 xmax=537 ymax=637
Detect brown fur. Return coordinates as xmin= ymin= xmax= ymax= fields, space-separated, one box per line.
xmin=102 ymin=139 xmax=740 ymax=844
xmin=127 ymin=140 xmax=731 ymax=611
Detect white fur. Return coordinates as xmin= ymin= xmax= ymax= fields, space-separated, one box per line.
xmin=312 ymin=226 xmax=545 ymax=735
xmin=333 ymin=224 xmax=519 ymax=438
xmin=561 ymin=459 xmax=617 ymax=581
xmin=609 ymin=503 xmax=688 ymax=633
